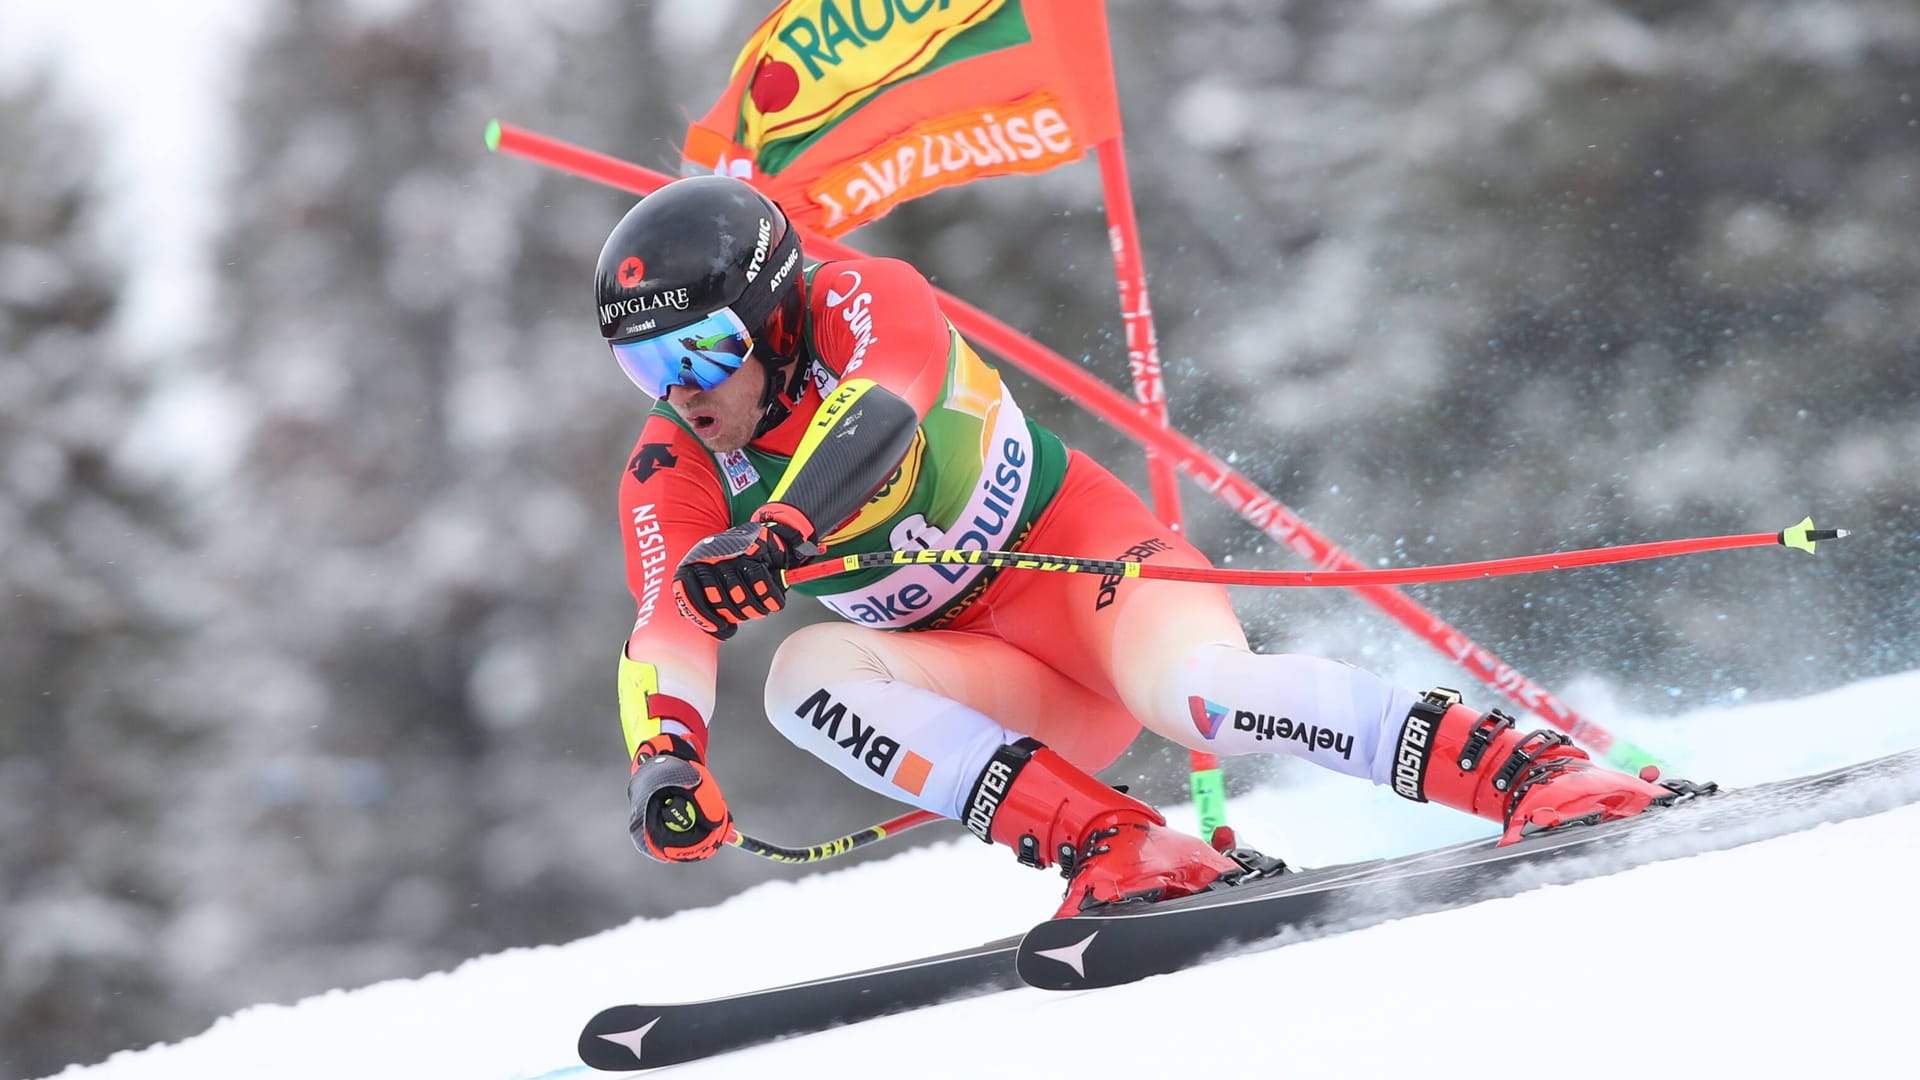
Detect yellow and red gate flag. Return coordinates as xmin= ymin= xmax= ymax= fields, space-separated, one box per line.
xmin=683 ymin=0 xmax=1122 ymax=237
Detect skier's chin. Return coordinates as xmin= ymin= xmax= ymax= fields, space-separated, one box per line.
xmin=696 ymin=427 xmax=750 ymax=453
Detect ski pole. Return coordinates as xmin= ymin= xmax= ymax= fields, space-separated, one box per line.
xmin=479 ymin=123 xmax=1653 ymax=777
xmin=785 ymin=518 xmax=1848 ymax=591
xmin=727 ymin=809 xmax=943 ymax=864
xmin=1090 ymin=134 xmax=1232 ymax=850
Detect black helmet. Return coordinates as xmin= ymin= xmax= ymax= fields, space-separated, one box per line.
xmin=595 ymin=176 xmax=809 ymax=434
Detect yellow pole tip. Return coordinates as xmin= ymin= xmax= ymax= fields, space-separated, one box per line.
xmin=1780 ymin=515 xmax=1817 ymax=554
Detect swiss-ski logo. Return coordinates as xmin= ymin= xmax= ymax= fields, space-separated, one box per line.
xmin=718 ymin=449 xmax=758 ymax=495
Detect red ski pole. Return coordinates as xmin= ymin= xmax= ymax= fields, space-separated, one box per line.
xmin=784 ymin=519 xmax=1848 ymax=591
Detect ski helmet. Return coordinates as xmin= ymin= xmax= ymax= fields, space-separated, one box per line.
xmin=595 ymin=175 xmax=808 ymax=436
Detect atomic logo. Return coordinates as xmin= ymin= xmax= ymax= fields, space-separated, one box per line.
xmin=617 ymin=255 xmax=646 ymax=289
xmin=1188 ymin=697 xmax=1229 ymax=740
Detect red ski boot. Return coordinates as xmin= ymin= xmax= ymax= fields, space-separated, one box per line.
xmin=964 ymin=739 xmax=1242 ymax=917
xmin=1390 ymin=688 xmax=1691 ymax=843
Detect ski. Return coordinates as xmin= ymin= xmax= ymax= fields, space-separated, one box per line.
xmin=576 ymin=746 xmax=1920 ymax=1067
xmin=1018 ymin=746 xmax=1920 ymax=990
xmin=576 ymin=932 xmax=1022 ymax=1070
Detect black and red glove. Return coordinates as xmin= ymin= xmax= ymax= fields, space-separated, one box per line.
xmin=627 ymin=733 xmax=732 ymax=863
xmin=672 ymin=503 xmax=821 ymax=641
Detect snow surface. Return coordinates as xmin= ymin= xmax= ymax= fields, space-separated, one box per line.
xmin=35 ymin=671 xmax=1920 ymax=1080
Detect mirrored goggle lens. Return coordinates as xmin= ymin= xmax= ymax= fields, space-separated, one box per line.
xmin=610 ymin=308 xmax=754 ymax=398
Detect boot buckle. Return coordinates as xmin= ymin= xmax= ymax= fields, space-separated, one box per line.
xmin=1458 ymin=708 xmax=1517 ymax=771
xmin=1492 ymin=729 xmax=1572 ymax=794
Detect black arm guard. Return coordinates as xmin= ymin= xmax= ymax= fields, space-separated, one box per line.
xmin=769 ymin=378 xmax=921 ymax=540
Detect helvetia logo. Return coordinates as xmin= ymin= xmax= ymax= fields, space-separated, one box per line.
xmin=1231 ymin=710 xmax=1356 ymax=760
xmin=1188 ymin=696 xmax=1229 ymax=740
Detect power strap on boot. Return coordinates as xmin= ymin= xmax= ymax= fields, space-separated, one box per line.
xmin=962 ymin=737 xmax=1045 ymax=867
xmin=1458 ymin=708 xmax=1517 ymax=771
xmin=1490 ymin=729 xmax=1573 ymax=796
xmin=1390 ymin=688 xmax=1456 ymax=804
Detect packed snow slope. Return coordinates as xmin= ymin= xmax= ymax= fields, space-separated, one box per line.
xmin=42 ymin=672 xmax=1920 ymax=1080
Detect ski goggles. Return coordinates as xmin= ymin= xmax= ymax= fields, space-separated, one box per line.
xmin=610 ymin=307 xmax=756 ymax=399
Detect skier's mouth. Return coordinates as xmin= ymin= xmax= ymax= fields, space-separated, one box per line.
xmin=690 ymin=414 xmax=717 ymax=434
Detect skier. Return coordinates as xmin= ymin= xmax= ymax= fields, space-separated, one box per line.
xmin=602 ymin=175 xmax=1687 ymax=917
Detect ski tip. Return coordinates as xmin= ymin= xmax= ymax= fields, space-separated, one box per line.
xmin=484 ymin=119 xmax=503 ymax=152
xmin=1778 ymin=516 xmax=1849 ymax=554
xmin=577 ymin=1006 xmax=657 ymax=1072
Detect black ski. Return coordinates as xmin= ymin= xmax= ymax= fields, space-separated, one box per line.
xmin=576 ymin=933 xmax=1022 ymax=1070
xmin=576 ymin=746 xmax=1920 ymax=1067
xmin=1018 ymin=745 xmax=1920 ymax=990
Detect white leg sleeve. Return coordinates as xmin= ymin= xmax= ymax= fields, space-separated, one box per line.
xmin=1162 ymin=644 xmax=1420 ymax=786
xmin=763 ymin=630 xmax=1019 ymax=821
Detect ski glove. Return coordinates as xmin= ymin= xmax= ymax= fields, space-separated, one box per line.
xmin=672 ymin=503 xmax=820 ymax=641
xmin=627 ymin=733 xmax=732 ymax=863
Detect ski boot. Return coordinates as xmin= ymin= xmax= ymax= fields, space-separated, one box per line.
xmin=963 ymin=738 xmax=1244 ymax=917
xmin=1390 ymin=687 xmax=1706 ymax=843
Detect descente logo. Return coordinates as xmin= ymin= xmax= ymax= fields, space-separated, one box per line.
xmin=1094 ymin=537 xmax=1173 ymax=610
